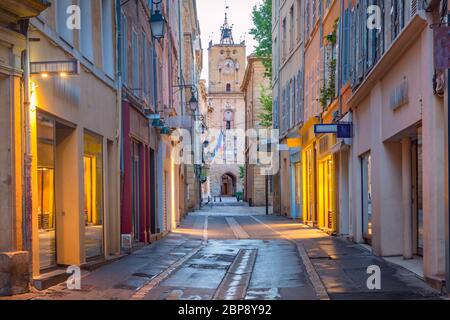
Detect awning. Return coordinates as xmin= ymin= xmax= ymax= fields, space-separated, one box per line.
xmin=330 ymin=140 xmax=351 ymax=154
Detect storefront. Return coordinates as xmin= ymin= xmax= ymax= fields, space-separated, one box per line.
xmin=360 ymin=152 xmax=372 ymax=245
xmin=121 ymin=101 xmax=153 ymax=248
xmin=37 ymin=114 xmax=56 ymax=270
xmin=83 ymin=132 xmax=104 ymax=259
xmin=300 ymin=118 xmax=319 ymax=225
xmin=289 ymin=149 xmax=301 ymax=220
xmin=316 ymin=134 xmax=337 ymax=233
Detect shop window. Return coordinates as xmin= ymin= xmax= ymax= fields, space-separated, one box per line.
xmin=84 ymin=132 xmax=104 ymax=258
xmin=361 ymin=153 xmax=372 ymax=244
xmin=37 ymin=115 xmax=56 ymax=270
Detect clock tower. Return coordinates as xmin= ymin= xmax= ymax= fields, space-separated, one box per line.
xmin=205 ymin=10 xmax=247 ymax=199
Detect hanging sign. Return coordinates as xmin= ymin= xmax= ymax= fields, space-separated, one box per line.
xmin=314 ymin=123 xmax=353 ymax=138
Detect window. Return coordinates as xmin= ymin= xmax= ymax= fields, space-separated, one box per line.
xmin=305 ymin=2 xmax=310 ymax=37
xmin=312 ymin=0 xmax=316 ymax=24
xmin=226 ymin=83 xmax=231 ymax=92
xmin=84 ymin=132 xmax=104 ymax=258
xmin=102 ymin=0 xmax=114 ymax=77
xmin=290 ymin=79 xmax=295 ymax=127
xmin=289 ymin=6 xmax=294 ymax=51
xmin=282 ymin=18 xmax=287 ymax=60
xmin=56 ymin=0 xmax=73 ymax=44
xmin=296 ymin=0 xmax=302 ymax=42
xmin=142 ymin=32 xmax=147 ymax=99
xmin=132 ymin=29 xmax=139 ymax=91
xmin=224 ymin=110 xmax=234 ymax=129
xmin=79 ymin=0 xmax=93 ymax=61
xmin=121 ymin=13 xmax=128 ymax=85
xmin=391 ymin=0 xmax=405 ymax=41
xmin=342 ymin=8 xmax=350 ymax=84
xmin=273 ymin=37 xmax=278 ymax=78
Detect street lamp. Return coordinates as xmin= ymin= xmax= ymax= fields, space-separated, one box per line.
xmin=189 ymin=92 xmax=199 ymax=113
xmin=150 ymin=0 xmax=165 ymax=39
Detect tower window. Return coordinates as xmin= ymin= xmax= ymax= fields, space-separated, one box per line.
xmin=226 ymin=121 xmax=231 ymax=130
xmin=226 ymin=83 xmax=231 ymax=92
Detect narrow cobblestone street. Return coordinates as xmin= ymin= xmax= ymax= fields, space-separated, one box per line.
xmin=10 ymin=206 xmax=440 ymax=301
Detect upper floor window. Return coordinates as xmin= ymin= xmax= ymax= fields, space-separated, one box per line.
xmin=224 ymin=110 xmax=234 ymax=129
xmin=282 ymin=18 xmax=287 ymax=60
xmin=121 ymin=13 xmax=128 ymax=85
xmin=296 ymin=0 xmax=302 ymax=42
xmin=102 ymin=0 xmax=114 ymax=77
xmin=56 ymin=0 xmax=74 ymax=44
xmin=79 ymin=0 xmax=94 ymax=61
xmin=289 ymin=6 xmax=294 ymax=51
xmin=132 ymin=29 xmax=139 ymax=90
xmin=226 ymin=83 xmax=231 ymax=92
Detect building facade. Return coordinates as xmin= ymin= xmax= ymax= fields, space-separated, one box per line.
xmin=347 ymin=0 xmax=447 ymax=289
xmin=272 ymin=0 xmax=305 ymax=217
xmin=180 ymin=0 xmax=203 ymax=213
xmin=0 ymin=0 xmax=203 ymax=296
xmin=205 ymin=13 xmax=246 ymax=199
xmin=0 ymin=0 xmax=50 ymax=296
xmin=242 ymin=56 xmax=271 ymax=206
xmin=120 ymin=0 xmax=159 ymax=250
xmin=272 ymin=0 xmax=449 ymax=290
xmin=29 ymin=0 xmax=120 ymax=285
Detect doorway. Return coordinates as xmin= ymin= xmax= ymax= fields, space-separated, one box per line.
xmin=131 ymin=140 xmax=141 ymax=242
xmin=412 ymin=129 xmax=423 ymax=256
xmin=361 ymin=153 xmax=372 ymax=245
xmin=150 ymin=148 xmax=157 ymax=234
xmin=318 ymin=156 xmax=335 ymax=231
xmin=303 ymin=146 xmax=316 ymax=224
xmin=221 ymin=173 xmax=236 ymax=196
xmin=37 ymin=114 xmax=56 ymax=270
xmin=83 ymin=132 xmax=104 ymax=259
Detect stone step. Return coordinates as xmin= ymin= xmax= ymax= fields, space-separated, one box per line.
xmin=33 ymin=269 xmax=69 ymax=291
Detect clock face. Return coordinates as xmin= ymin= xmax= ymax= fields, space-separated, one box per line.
xmin=223 ymin=59 xmax=235 ymax=74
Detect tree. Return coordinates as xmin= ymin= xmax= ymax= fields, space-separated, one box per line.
xmin=250 ymin=0 xmax=273 ymax=128
xmin=258 ymin=85 xmax=272 ymax=128
xmin=249 ymin=0 xmax=272 ymax=79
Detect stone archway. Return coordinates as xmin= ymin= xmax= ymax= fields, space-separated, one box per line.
xmin=220 ymin=173 xmax=236 ymax=196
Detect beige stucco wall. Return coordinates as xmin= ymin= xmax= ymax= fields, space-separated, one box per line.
xmin=351 ymin=19 xmax=446 ymax=281
xmin=27 ymin=3 xmax=120 ymax=275
xmin=242 ymin=57 xmax=270 ymax=206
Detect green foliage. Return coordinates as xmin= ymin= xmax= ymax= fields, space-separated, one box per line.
xmin=239 ymin=166 xmax=245 ymax=181
xmin=249 ymin=0 xmax=272 ymax=79
xmin=320 ymin=58 xmax=336 ymax=109
xmin=258 ymin=85 xmax=273 ymax=128
xmin=320 ymin=19 xmax=339 ymax=109
xmin=324 ymin=18 xmax=339 ymax=45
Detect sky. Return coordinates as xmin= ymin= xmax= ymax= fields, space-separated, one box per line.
xmin=196 ymin=0 xmax=262 ymax=81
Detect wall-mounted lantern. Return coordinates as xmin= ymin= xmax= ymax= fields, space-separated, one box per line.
xmin=150 ymin=1 xmax=165 ymax=39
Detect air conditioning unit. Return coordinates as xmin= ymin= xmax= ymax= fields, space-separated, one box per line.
xmin=422 ymin=0 xmax=441 ymax=12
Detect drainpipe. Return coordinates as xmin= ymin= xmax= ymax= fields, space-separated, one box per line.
xmin=22 ymin=19 xmax=34 ymax=280
xmin=337 ymin=0 xmax=344 ymax=117
xmin=116 ymin=0 xmax=123 ymax=252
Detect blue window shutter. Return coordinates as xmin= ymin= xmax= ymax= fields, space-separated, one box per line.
xmin=342 ymin=8 xmax=350 ymax=84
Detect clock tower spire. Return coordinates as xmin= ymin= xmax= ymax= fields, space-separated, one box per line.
xmin=220 ymin=6 xmax=234 ymax=45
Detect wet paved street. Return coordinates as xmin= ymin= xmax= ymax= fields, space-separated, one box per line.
xmin=18 ymin=206 xmax=442 ymax=300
